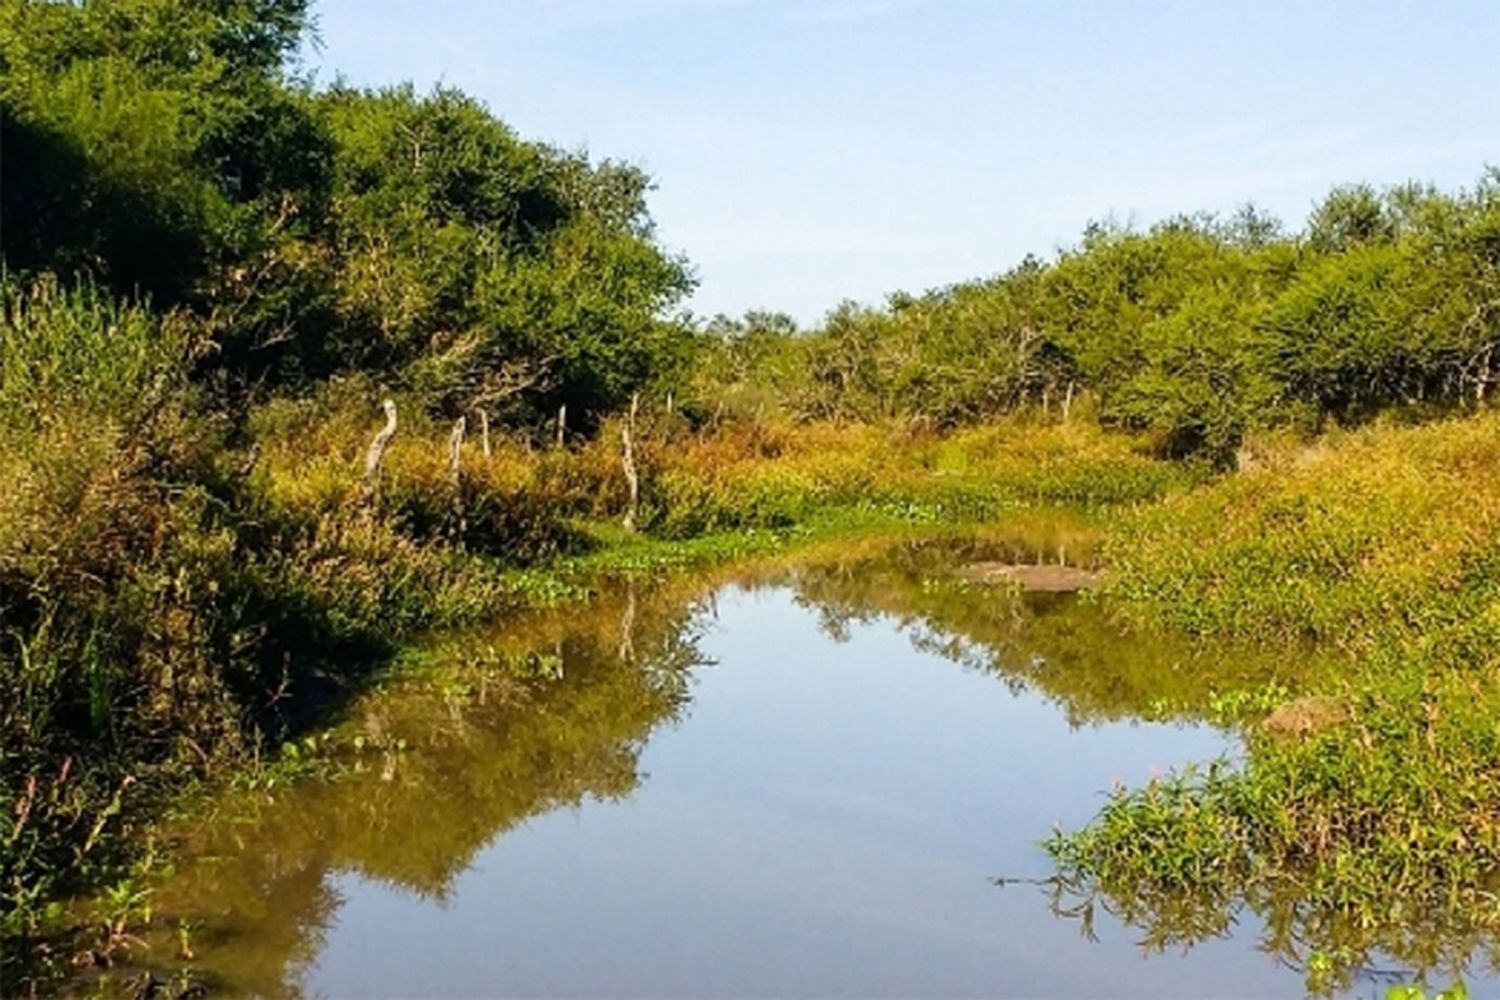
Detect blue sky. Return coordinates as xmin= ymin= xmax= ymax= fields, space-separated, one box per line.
xmin=304 ymin=1 xmax=1500 ymax=325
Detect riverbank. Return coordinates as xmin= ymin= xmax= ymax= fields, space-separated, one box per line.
xmin=1 ymin=392 xmax=1183 ymax=992
xmin=13 ymin=408 xmax=1500 ymax=995
xmin=1050 ymin=412 xmax=1500 ymax=995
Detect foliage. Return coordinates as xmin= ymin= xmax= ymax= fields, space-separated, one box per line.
xmin=692 ymin=173 xmax=1500 ymax=465
xmin=0 ymin=0 xmax=319 ymax=303
xmin=316 ymin=84 xmax=697 ymax=419
xmin=0 ymin=0 xmax=696 ymax=416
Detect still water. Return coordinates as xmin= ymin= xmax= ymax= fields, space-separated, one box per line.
xmin=130 ymin=535 xmax=1436 ymax=997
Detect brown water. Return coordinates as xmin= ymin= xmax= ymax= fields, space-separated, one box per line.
xmin=113 ymin=534 xmax=1473 ymax=997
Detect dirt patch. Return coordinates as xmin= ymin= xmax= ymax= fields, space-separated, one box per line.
xmin=1260 ymin=696 xmax=1348 ymax=740
xmin=953 ymin=562 xmax=1104 ymax=592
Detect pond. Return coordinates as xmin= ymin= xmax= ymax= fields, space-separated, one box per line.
xmin=115 ymin=532 xmax=1463 ymax=997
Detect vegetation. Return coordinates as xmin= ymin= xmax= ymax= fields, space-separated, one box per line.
xmin=0 ymin=276 xmax=1171 ymax=988
xmin=696 ymin=179 xmax=1500 ymax=466
xmin=1048 ymin=417 xmax=1500 ymax=993
xmin=6 ymin=0 xmax=1500 ymax=994
xmin=0 ymin=0 xmax=695 ymax=410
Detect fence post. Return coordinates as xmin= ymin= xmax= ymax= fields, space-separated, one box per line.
xmin=621 ymin=393 xmax=640 ymax=533
xmin=448 ymin=415 xmax=466 ymax=539
xmin=359 ymin=399 xmax=398 ymax=512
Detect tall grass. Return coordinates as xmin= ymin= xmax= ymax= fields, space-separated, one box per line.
xmin=1103 ymin=415 xmax=1500 ymax=648
xmin=1 ymin=280 xmax=232 ymax=957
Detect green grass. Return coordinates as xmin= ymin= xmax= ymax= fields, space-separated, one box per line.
xmin=1050 ymin=414 xmax=1500 ymax=995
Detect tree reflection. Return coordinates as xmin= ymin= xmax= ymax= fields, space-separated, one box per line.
xmin=131 ymin=586 xmax=707 ymax=996
xmin=776 ymin=532 xmax=1323 ymax=726
xmin=114 ymin=528 xmax=1474 ymax=996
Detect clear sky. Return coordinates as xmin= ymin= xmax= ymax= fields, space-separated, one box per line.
xmin=304 ymin=1 xmax=1500 ymax=325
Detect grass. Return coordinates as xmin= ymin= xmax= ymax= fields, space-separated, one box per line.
xmin=1100 ymin=415 xmax=1500 ymax=647
xmin=1050 ymin=413 xmax=1500 ymax=994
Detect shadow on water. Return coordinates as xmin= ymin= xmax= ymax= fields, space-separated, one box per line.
xmin=99 ymin=526 xmax=1493 ymax=997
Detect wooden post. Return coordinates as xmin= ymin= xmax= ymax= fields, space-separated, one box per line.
xmin=448 ymin=415 xmax=466 ymax=538
xmin=479 ymin=410 xmax=491 ymax=458
xmin=556 ymin=404 xmax=567 ymax=448
xmin=621 ymin=393 xmax=640 ymax=533
xmin=359 ymin=399 xmax=398 ymax=511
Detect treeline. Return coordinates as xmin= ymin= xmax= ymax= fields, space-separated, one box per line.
xmin=698 ymin=178 xmax=1500 ymax=463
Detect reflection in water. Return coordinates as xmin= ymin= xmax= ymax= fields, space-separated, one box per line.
xmin=114 ymin=531 xmax=1480 ymax=996
xmin=775 ymin=533 xmax=1325 ymax=726
xmin=148 ymin=589 xmax=708 ymax=996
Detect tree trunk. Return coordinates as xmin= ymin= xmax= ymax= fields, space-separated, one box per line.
xmin=618 ymin=580 xmax=637 ymax=663
xmin=479 ymin=410 xmax=491 ymax=458
xmin=556 ymin=404 xmax=567 ymax=448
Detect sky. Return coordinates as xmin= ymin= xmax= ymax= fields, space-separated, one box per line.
xmin=303 ymin=0 xmax=1500 ymax=325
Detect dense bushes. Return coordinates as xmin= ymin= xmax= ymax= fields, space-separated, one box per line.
xmin=0 ymin=0 xmax=697 ymax=419
xmin=314 ymin=85 xmax=696 ymax=420
xmin=0 ymin=0 xmax=320 ymax=307
xmin=693 ymin=176 xmax=1500 ymax=465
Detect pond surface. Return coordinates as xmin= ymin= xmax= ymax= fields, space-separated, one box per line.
xmin=125 ymin=534 xmax=1451 ymax=997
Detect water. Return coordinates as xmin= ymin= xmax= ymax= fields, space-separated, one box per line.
xmin=125 ymin=534 xmax=1436 ymax=996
